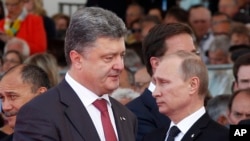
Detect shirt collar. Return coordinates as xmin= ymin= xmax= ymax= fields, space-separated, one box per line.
xmin=65 ymin=73 xmax=112 ymax=107
xmin=170 ymin=107 xmax=206 ymax=134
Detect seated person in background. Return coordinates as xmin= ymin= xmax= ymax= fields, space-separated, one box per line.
xmin=233 ymin=53 xmax=250 ymax=91
xmin=52 ymin=13 xmax=70 ymax=40
xmin=207 ymin=35 xmax=230 ymax=65
xmin=125 ymin=3 xmax=144 ymax=29
xmin=163 ymin=6 xmax=188 ymax=25
xmin=206 ymin=94 xmax=231 ymax=127
xmin=188 ymin=5 xmax=213 ymax=64
xmin=124 ymin=49 xmax=143 ymax=74
xmin=24 ymin=0 xmax=56 ymax=41
xmin=0 ymin=64 xmax=50 ymax=141
xmin=211 ymin=12 xmax=232 ymax=36
xmin=24 ymin=53 xmax=60 ymax=87
xmin=230 ymin=22 xmax=250 ymax=46
xmin=140 ymin=15 xmax=161 ymax=40
xmin=206 ymin=35 xmax=233 ymax=96
xmin=218 ymin=0 xmax=250 ymax=24
xmin=111 ymin=87 xmax=140 ymax=105
xmin=0 ymin=0 xmax=47 ymax=55
xmin=4 ymin=37 xmax=30 ymax=59
xmin=1 ymin=50 xmax=23 ymax=74
xmin=128 ymin=19 xmax=142 ymax=44
xmin=147 ymin=7 xmax=163 ymax=22
xmin=229 ymin=45 xmax=250 ymax=62
xmin=227 ymin=88 xmax=250 ymax=125
xmin=119 ymin=68 xmax=134 ymax=89
xmin=134 ymin=66 xmax=151 ymax=93
xmin=143 ymin=51 xmax=229 ymax=141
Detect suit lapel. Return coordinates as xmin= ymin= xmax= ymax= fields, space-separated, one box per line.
xmin=57 ymin=80 xmax=100 ymax=141
xmin=181 ymin=113 xmax=210 ymax=141
xmin=110 ymin=98 xmax=127 ymax=141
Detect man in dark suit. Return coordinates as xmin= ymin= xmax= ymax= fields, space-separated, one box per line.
xmin=143 ymin=51 xmax=229 ymax=141
xmin=13 ymin=7 xmax=137 ymax=141
xmin=0 ymin=64 xmax=50 ymax=141
xmin=126 ymin=23 xmax=199 ymax=141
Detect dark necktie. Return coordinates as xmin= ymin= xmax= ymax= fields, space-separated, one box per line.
xmin=166 ymin=126 xmax=180 ymax=141
xmin=93 ymin=99 xmax=117 ymax=141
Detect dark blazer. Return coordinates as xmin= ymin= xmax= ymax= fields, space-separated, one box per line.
xmin=0 ymin=131 xmax=8 ymax=140
xmin=126 ymin=88 xmax=170 ymax=141
xmin=13 ymin=79 xmax=137 ymax=141
xmin=239 ymin=119 xmax=250 ymax=125
xmin=1 ymin=134 xmax=13 ymax=141
xmin=142 ymin=113 xmax=229 ymax=141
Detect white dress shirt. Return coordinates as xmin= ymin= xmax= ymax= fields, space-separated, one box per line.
xmin=165 ymin=107 xmax=206 ymax=141
xmin=65 ymin=73 xmax=118 ymax=141
xmin=148 ymin=82 xmax=155 ymax=93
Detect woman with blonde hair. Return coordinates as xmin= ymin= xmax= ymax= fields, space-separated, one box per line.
xmin=24 ymin=53 xmax=59 ymax=87
xmin=24 ymin=0 xmax=56 ymax=41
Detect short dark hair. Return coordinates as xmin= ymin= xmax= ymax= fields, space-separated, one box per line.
xmin=1 ymin=64 xmax=50 ymax=93
xmin=233 ymin=53 xmax=250 ymax=81
xmin=166 ymin=6 xmax=188 ymax=24
xmin=142 ymin=23 xmax=196 ymax=76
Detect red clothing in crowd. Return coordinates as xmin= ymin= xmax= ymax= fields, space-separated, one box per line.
xmin=0 ymin=14 xmax=47 ymax=55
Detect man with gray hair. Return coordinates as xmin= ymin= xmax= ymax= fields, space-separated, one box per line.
xmin=13 ymin=7 xmax=137 ymax=141
xmin=207 ymin=35 xmax=230 ymax=65
xmin=206 ymin=94 xmax=231 ymax=126
xmin=4 ymin=37 xmax=30 ymax=59
xmin=143 ymin=51 xmax=229 ymax=141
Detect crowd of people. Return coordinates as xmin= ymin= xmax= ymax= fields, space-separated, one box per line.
xmin=0 ymin=0 xmax=249 ymax=141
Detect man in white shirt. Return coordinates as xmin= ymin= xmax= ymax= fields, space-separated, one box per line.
xmin=13 ymin=7 xmax=137 ymax=141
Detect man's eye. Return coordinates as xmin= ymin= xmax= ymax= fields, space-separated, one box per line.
xmin=234 ymin=112 xmax=243 ymax=118
xmin=104 ymin=56 xmax=113 ymax=62
xmin=9 ymin=95 xmax=17 ymax=100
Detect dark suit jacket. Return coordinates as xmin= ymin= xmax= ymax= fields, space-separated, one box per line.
xmin=126 ymin=88 xmax=170 ymax=141
xmin=1 ymin=134 xmax=13 ymax=141
xmin=142 ymin=113 xmax=229 ymax=141
xmin=239 ymin=119 xmax=250 ymax=125
xmin=13 ymin=79 xmax=137 ymax=141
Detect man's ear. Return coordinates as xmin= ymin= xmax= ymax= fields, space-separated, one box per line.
xmin=217 ymin=115 xmax=229 ymax=126
xmin=189 ymin=77 xmax=199 ymax=94
xmin=37 ymin=87 xmax=48 ymax=95
xmin=69 ymin=50 xmax=83 ymax=70
xmin=150 ymin=57 xmax=160 ymax=74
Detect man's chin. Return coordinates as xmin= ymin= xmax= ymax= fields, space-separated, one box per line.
xmin=106 ymin=84 xmax=119 ymax=92
xmin=7 ymin=117 xmax=16 ymax=129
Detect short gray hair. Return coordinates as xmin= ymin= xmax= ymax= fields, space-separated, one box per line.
xmin=209 ymin=35 xmax=230 ymax=56
xmin=166 ymin=50 xmax=208 ymax=97
xmin=4 ymin=37 xmax=30 ymax=58
xmin=206 ymin=94 xmax=231 ymax=121
xmin=65 ymin=7 xmax=127 ymax=65
xmin=111 ymin=88 xmax=139 ymax=101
